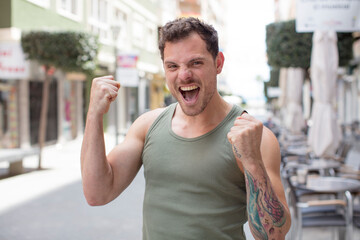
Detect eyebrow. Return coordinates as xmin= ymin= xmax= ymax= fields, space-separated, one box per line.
xmin=164 ymin=60 xmax=177 ymax=65
xmin=189 ymin=57 xmax=206 ymax=63
xmin=164 ymin=57 xmax=206 ymax=65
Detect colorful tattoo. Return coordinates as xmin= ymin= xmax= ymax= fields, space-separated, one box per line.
xmin=245 ymin=170 xmax=286 ymax=239
xmin=246 ymin=171 xmax=268 ymax=239
xmin=261 ymin=185 xmax=286 ymax=227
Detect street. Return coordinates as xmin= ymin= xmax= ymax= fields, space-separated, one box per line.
xmin=0 ymin=136 xmax=144 ymax=240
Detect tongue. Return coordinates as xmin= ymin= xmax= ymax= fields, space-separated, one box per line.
xmin=183 ymin=89 xmax=198 ymax=102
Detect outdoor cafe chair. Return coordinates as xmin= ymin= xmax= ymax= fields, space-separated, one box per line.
xmin=283 ymin=168 xmax=353 ymax=240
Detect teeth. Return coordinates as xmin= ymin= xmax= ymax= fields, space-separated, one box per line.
xmin=180 ymin=86 xmax=198 ymax=91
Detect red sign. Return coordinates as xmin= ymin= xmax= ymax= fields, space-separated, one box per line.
xmin=117 ymin=54 xmax=138 ymax=68
xmin=0 ymin=43 xmax=29 ymax=79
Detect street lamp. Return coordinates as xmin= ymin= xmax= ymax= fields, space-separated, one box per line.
xmin=111 ymin=24 xmax=121 ymax=146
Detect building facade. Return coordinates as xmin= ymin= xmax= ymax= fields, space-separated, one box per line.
xmin=0 ymin=0 xmax=88 ymax=149
xmin=0 ymin=0 xmax=167 ymax=149
xmin=0 ymin=0 xmax=227 ymax=150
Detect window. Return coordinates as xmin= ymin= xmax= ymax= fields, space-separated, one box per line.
xmin=89 ymin=0 xmax=110 ymax=43
xmin=113 ymin=8 xmax=129 ymax=49
xmin=0 ymin=81 xmax=18 ymax=148
xmin=133 ymin=15 xmax=145 ymax=48
xmin=57 ymin=0 xmax=83 ymax=22
xmin=26 ymin=0 xmax=50 ymax=8
xmin=146 ymin=24 xmax=157 ymax=53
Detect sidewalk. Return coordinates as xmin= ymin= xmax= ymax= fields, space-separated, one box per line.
xmin=0 ymin=135 xmax=145 ymax=240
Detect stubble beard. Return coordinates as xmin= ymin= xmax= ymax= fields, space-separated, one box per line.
xmin=177 ymin=87 xmax=216 ymax=117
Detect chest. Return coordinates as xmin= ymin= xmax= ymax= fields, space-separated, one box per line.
xmin=142 ymin=130 xmax=245 ymax=192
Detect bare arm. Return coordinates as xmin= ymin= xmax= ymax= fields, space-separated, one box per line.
xmin=81 ymin=115 xmax=145 ymax=206
xmin=228 ymin=114 xmax=291 ymax=239
xmin=80 ymin=75 xmax=161 ymax=206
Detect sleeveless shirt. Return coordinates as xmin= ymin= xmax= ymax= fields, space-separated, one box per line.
xmin=142 ymin=103 xmax=248 ymax=240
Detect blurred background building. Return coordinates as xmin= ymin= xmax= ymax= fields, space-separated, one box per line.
xmin=0 ymin=0 xmax=359 ymax=155
xmin=0 ymin=0 xmax=227 ymax=152
xmin=1 ymin=1 xmax=360 ymax=239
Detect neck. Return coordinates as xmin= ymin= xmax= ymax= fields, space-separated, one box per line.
xmin=183 ymin=94 xmax=230 ymax=121
xmin=172 ymin=93 xmax=232 ymax=138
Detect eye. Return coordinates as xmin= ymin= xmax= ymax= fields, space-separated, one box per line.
xmin=166 ymin=64 xmax=178 ymax=70
xmin=192 ymin=61 xmax=203 ymax=66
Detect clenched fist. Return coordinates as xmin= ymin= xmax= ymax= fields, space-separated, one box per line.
xmin=88 ymin=76 xmax=120 ymax=117
xmin=227 ymin=113 xmax=263 ymax=167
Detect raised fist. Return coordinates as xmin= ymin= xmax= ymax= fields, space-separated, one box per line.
xmin=88 ymin=75 xmax=121 ymax=117
xmin=227 ymin=113 xmax=263 ymax=167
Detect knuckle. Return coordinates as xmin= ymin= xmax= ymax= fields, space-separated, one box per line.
xmin=244 ymin=128 xmax=251 ymax=136
xmin=100 ymin=85 xmax=108 ymax=92
xmin=256 ymin=121 xmax=263 ymax=129
xmin=227 ymin=132 xmax=232 ymax=139
xmin=93 ymin=77 xmax=101 ymax=84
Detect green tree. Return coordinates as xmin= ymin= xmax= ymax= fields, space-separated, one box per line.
xmin=266 ymin=20 xmax=353 ymax=69
xmin=21 ymin=31 xmax=98 ymax=168
xmin=264 ymin=20 xmax=354 ymax=103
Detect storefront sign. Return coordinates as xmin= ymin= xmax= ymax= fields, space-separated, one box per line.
xmin=116 ymin=68 xmax=139 ymax=87
xmin=296 ymin=0 xmax=360 ymax=32
xmin=267 ymin=87 xmax=282 ymax=98
xmin=117 ymin=54 xmax=138 ymax=68
xmin=0 ymin=42 xmax=29 ymax=79
xmin=116 ymin=53 xmax=139 ymax=87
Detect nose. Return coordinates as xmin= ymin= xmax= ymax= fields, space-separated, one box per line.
xmin=178 ymin=67 xmax=192 ymax=82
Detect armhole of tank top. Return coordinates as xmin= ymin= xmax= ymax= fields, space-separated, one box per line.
xmin=232 ymin=104 xmax=246 ymax=117
xmin=143 ymin=103 xmax=176 ymax=145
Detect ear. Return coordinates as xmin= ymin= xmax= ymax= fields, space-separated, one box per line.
xmin=216 ymin=52 xmax=225 ymax=74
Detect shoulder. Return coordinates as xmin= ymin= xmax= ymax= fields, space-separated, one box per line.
xmin=136 ymin=107 xmax=166 ymax=126
xmin=128 ymin=107 xmax=166 ymax=140
xmin=232 ymin=104 xmax=245 ymax=115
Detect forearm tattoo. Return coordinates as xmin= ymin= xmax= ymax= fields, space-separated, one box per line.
xmin=232 ymin=145 xmax=242 ymax=158
xmin=245 ymin=170 xmax=286 ymax=239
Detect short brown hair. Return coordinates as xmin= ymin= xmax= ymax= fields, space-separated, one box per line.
xmin=158 ymin=17 xmax=219 ymax=61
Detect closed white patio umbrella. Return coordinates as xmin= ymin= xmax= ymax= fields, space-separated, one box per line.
xmin=285 ymin=67 xmax=305 ymax=134
xmin=308 ymin=31 xmax=342 ymax=157
xmin=279 ymin=68 xmax=288 ymax=126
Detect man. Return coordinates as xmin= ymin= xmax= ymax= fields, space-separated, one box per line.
xmin=81 ymin=17 xmax=291 ymax=239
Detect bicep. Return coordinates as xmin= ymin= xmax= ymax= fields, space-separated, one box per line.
xmin=106 ymin=119 xmax=146 ymax=196
xmin=108 ymin=136 xmax=143 ymax=192
xmin=105 ymin=108 xmax=164 ymax=197
xmin=261 ymin=127 xmax=289 ymax=208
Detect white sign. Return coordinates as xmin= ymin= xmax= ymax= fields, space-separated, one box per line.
xmin=116 ymin=68 xmax=139 ymax=87
xmin=267 ymin=87 xmax=282 ymax=98
xmin=0 ymin=42 xmax=29 ymax=79
xmin=116 ymin=52 xmax=139 ymax=87
xmin=296 ymin=0 xmax=360 ymax=32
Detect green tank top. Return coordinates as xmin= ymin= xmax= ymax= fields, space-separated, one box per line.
xmin=142 ymin=103 xmax=248 ymax=240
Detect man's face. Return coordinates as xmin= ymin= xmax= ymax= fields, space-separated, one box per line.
xmin=163 ymin=33 xmax=223 ymax=116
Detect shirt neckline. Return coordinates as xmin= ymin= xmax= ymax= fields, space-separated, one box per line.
xmin=168 ymin=103 xmax=237 ymax=142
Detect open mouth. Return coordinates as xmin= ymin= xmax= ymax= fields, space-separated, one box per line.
xmin=179 ymin=85 xmax=200 ymax=103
